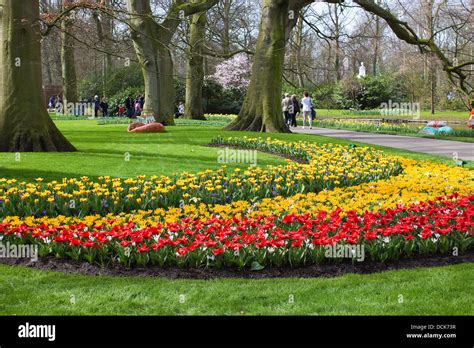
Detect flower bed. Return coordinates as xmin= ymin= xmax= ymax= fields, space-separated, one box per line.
xmin=0 ymin=194 xmax=471 ymax=268
xmin=313 ymin=119 xmax=473 ymax=138
xmin=2 ymin=157 xmax=472 ymax=228
xmin=0 ymin=138 xmax=401 ymax=217
xmin=1 ymin=137 xmax=471 ymax=270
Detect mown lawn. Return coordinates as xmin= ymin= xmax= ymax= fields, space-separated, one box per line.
xmin=0 ymin=120 xmax=471 ymax=182
xmin=0 ymin=263 xmax=472 ymax=315
xmin=0 ymin=120 xmax=472 ymax=315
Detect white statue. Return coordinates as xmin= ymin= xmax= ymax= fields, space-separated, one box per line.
xmin=358 ymin=62 xmax=366 ymax=78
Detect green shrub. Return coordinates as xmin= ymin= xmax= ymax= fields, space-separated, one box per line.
xmin=78 ymin=63 xmax=144 ymax=100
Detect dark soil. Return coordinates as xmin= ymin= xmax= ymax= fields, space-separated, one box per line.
xmin=1 ymin=252 xmax=472 ymax=280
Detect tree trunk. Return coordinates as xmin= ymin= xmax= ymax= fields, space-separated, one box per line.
xmin=127 ymin=0 xmax=175 ymax=125
xmin=425 ymin=0 xmax=436 ymax=115
xmin=102 ymin=0 xmax=114 ymax=79
xmin=295 ymin=15 xmax=304 ymax=88
xmin=185 ymin=8 xmax=206 ymax=120
xmin=0 ymin=0 xmax=76 ymax=152
xmin=60 ymin=0 xmax=78 ymax=108
xmin=127 ymin=0 xmax=218 ymax=125
xmin=156 ymin=44 xmax=176 ymax=125
xmin=226 ymin=0 xmax=294 ymax=133
xmin=373 ymin=14 xmax=380 ymax=76
xmin=222 ymin=0 xmax=231 ymax=54
xmin=93 ymin=0 xmax=114 ymax=96
xmin=334 ymin=5 xmax=341 ymax=81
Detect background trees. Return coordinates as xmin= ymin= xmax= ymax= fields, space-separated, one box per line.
xmin=0 ymin=0 xmax=472 ymax=152
xmin=43 ymin=0 xmax=474 ymax=122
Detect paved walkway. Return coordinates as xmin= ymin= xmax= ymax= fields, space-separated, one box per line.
xmin=292 ymin=127 xmax=474 ymax=161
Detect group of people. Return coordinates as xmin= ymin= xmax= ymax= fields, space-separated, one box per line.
xmin=119 ymin=96 xmax=185 ymax=119
xmin=93 ymin=95 xmax=109 ymax=117
xmin=467 ymin=101 xmax=474 ymax=129
xmin=175 ymin=102 xmax=185 ymax=119
xmin=282 ymin=92 xmax=316 ymax=129
xmin=48 ymin=95 xmax=62 ymax=110
xmin=121 ymin=94 xmax=145 ymax=118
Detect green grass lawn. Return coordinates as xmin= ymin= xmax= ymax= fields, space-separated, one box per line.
xmin=0 ymin=121 xmax=288 ymax=181
xmin=0 ymin=120 xmax=472 ymax=315
xmin=0 ymin=120 xmax=471 ymax=182
xmin=0 ymin=263 xmax=472 ymax=315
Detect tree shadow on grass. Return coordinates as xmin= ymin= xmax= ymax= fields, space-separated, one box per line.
xmin=0 ymin=167 xmax=97 ymax=182
xmin=0 ymin=147 xmax=285 ymax=182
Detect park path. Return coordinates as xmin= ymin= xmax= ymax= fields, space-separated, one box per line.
xmin=292 ymin=127 xmax=474 ymax=161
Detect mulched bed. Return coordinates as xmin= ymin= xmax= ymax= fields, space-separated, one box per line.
xmin=1 ymin=251 xmax=472 ymax=279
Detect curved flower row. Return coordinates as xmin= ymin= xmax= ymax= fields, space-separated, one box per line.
xmin=0 ymin=194 xmax=472 ymax=268
xmin=0 ymin=138 xmax=401 ymax=217
xmin=4 ymin=158 xmax=471 ymax=228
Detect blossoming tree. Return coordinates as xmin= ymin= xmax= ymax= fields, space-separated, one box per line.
xmin=211 ymin=54 xmax=251 ymax=90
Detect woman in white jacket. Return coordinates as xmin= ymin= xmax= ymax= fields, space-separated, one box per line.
xmin=301 ymin=92 xmax=313 ymax=129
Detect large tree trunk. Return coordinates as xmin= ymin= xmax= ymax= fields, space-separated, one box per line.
xmin=127 ymin=0 xmax=218 ymax=125
xmin=93 ymin=0 xmax=114 ymax=96
xmin=226 ymin=0 xmax=294 ymax=133
xmin=185 ymin=7 xmax=206 ymax=120
xmin=127 ymin=0 xmax=175 ymax=125
xmin=157 ymin=44 xmax=176 ymax=125
xmin=60 ymin=0 xmax=78 ymax=108
xmin=0 ymin=0 xmax=76 ymax=152
xmin=222 ymin=0 xmax=231 ymax=54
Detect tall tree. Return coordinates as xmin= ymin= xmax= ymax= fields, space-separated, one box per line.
xmin=226 ymin=0 xmax=319 ymax=132
xmin=229 ymin=0 xmax=474 ymax=133
xmin=0 ymin=0 xmax=76 ymax=152
xmin=60 ymin=0 xmax=78 ymax=109
xmin=185 ymin=2 xmax=207 ymax=120
xmin=293 ymin=14 xmax=305 ymax=87
xmin=372 ymin=11 xmax=381 ymax=75
xmin=126 ymin=0 xmax=217 ymax=125
xmin=92 ymin=0 xmax=114 ymax=96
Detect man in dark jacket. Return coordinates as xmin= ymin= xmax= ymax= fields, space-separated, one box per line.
xmin=100 ymin=98 xmax=109 ymax=117
xmin=93 ymin=95 xmax=101 ymax=118
xmin=291 ymin=95 xmax=300 ymax=127
xmin=125 ymin=95 xmax=134 ymax=118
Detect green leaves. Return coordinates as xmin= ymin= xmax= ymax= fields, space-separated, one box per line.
xmin=250 ymin=261 xmax=265 ymax=271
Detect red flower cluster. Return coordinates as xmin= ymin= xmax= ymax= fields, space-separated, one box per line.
xmin=0 ymin=194 xmax=472 ymax=268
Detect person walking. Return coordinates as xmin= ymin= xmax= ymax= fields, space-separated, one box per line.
xmin=301 ymin=92 xmax=313 ymax=129
xmin=281 ymin=93 xmax=292 ymax=126
xmin=125 ymin=95 xmax=134 ymax=118
xmin=467 ymin=101 xmax=474 ymax=129
xmin=134 ymin=98 xmax=142 ymax=117
xmin=291 ymin=95 xmax=300 ymax=127
xmin=100 ymin=98 xmax=109 ymax=117
xmin=287 ymin=97 xmax=295 ymax=127
xmin=93 ymin=95 xmax=101 ymax=118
